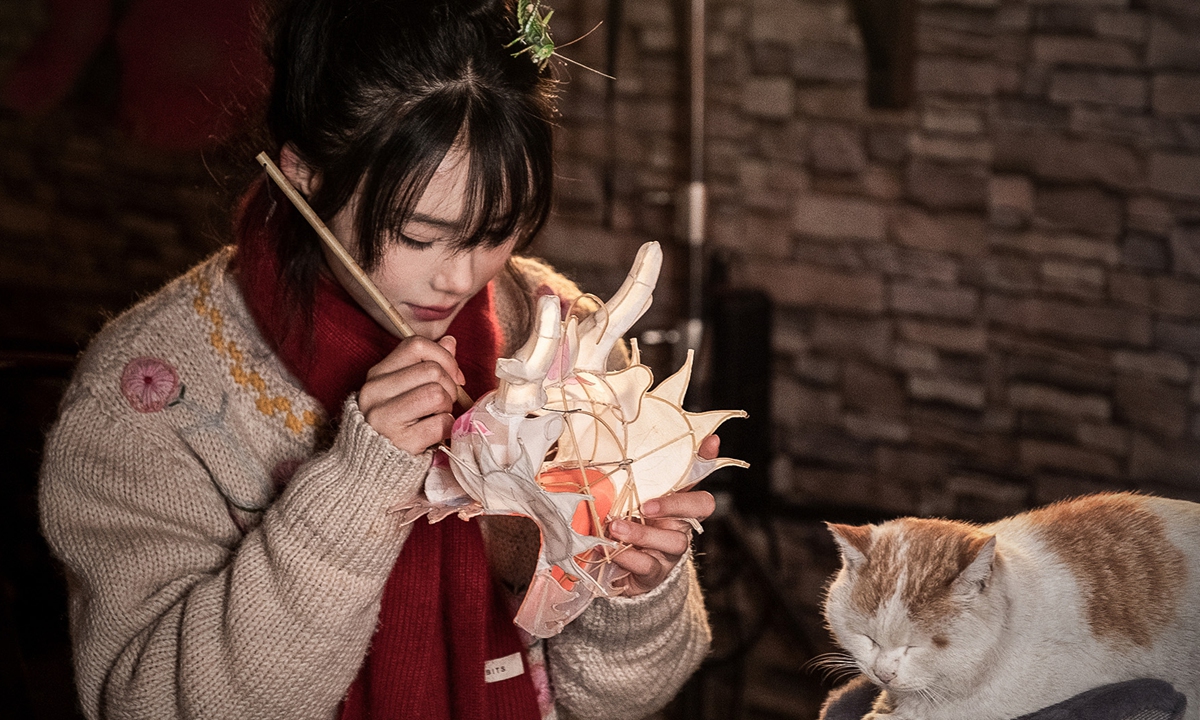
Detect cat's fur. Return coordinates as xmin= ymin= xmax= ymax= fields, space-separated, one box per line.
xmin=822 ymin=492 xmax=1200 ymax=720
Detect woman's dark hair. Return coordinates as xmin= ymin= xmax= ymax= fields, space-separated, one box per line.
xmin=246 ymin=0 xmax=556 ymax=313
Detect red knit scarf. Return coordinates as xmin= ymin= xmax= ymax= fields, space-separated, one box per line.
xmin=235 ymin=181 xmax=541 ymax=720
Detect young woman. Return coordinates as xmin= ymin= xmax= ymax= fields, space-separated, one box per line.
xmin=39 ymin=0 xmax=714 ymax=718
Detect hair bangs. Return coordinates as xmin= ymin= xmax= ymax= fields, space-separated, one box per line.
xmin=353 ymin=91 xmax=466 ymax=270
xmin=458 ymin=93 xmax=552 ymax=253
xmin=350 ymin=85 xmax=552 ymax=267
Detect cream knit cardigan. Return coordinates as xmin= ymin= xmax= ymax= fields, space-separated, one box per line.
xmin=40 ymin=248 xmax=711 ymax=720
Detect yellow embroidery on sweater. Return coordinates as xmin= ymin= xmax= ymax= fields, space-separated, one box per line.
xmin=192 ymin=275 xmax=317 ymax=435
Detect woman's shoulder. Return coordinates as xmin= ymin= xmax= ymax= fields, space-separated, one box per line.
xmin=65 ymin=246 xmax=317 ymax=436
xmin=44 ymin=249 xmax=244 ymax=492
xmin=74 ymin=248 xmax=237 ymax=384
xmin=495 ymin=254 xmax=590 ymax=355
xmin=504 ymin=255 xmax=587 ymax=302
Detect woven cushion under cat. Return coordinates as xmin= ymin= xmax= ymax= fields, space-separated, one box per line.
xmin=817 ymin=492 xmax=1200 ymax=720
xmin=819 ymin=676 xmax=1186 ymax=720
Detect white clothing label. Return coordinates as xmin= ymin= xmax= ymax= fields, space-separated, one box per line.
xmin=484 ymin=652 xmax=525 ymax=683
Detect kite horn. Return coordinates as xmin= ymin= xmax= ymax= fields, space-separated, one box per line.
xmin=574 ymin=242 xmax=662 ymax=373
xmin=494 ymin=294 xmax=563 ymax=416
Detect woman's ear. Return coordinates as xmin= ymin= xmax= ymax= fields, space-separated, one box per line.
xmin=279 ymin=144 xmax=319 ymax=197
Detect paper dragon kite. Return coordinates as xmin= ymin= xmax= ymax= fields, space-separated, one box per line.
xmin=394 ymin=242 xmax=748 ymax=638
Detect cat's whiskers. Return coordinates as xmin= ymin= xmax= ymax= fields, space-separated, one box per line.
xmin=801 ymin=651 xmax=851 ymax=671
xmin=929 ymin=680 xmax=957 ymax=705
xmin=803 ymin=651 xmax=864 ymax=684
xmin=911 ymin=680 xmax=951 ymax=706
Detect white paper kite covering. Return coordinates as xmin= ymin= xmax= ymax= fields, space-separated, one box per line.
xmin=393 ymin=242 xmax=748 ymax=637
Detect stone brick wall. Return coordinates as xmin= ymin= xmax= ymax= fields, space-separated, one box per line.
xmin=538 ymin=0 xmax=1200 ymax=522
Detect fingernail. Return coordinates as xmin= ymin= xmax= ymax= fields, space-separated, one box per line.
xmin=642 ymin=500 xmax=660 ymax=516
xmin=610 ymin=519 xmax=629 ymax=537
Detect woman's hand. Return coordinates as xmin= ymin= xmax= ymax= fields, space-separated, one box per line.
xmin=606 ymin=435 xmax=720 ymax=596
xmin=358 ymin=335 xmax=466 ymax=455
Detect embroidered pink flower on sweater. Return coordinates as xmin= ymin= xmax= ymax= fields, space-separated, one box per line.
xmin=120 ymin=357 xmax=181 ymax=413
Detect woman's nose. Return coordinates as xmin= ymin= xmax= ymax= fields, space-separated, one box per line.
xmin=432 ymin=251 xmax=475 ymax=295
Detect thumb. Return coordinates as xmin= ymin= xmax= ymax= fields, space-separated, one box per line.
xmin=438 ymin=335 xmax=466 ymax=385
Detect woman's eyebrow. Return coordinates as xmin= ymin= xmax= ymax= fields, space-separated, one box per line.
xmin=407 ymin=213 xmax=464 ymax=231
xmin=406 ymin=213 xmax=513 ymax=242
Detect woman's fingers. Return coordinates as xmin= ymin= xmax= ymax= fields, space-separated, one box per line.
xmin=641 ymin=491 xmax=715 ymax=523
xmin=698 ymin=434 xmax=720 ymax=460
xmin=360 ymin=359 xmax=460 ymax=413
xmin=364 ymin=381 xmax=455 ymax=427
xmin=600 ymin=489 xmax=716 ymax=596
xmin=609 ymin=518 xmax=691 ymax=557
xmin=383 ymin=411 xmax=455 ymax=455
xmin=363 ymin=383 xmax=456 ymax=454
xmin=607 ymin=513 xmax=698 ymax=595
xmin=606 ymin=544 xmax=671 ymax=595
xmin=359 ymin=335 xmax=466 ymax=454
xmin=367 ymin=335 xmax=465 ymax=385
xmin=608 ymin=546 xmax=667 ymax=582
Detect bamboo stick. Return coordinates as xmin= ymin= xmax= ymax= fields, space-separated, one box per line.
xmin=256 ymin=152 xmax=474 ymax=408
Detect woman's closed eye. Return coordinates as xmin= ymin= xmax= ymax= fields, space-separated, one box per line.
xmin=397 ymin=233 xmax=435 ymax=250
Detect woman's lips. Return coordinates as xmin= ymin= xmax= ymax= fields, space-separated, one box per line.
xmin=407 ymin=303 xmax=458 ymax=322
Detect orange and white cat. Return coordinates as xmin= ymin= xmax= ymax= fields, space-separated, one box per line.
xmin=822 ymin=492 xmax=1200 ymax=720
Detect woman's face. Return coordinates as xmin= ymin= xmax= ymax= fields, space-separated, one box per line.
xmin=322 ymin=149 xmax=516 ymax=340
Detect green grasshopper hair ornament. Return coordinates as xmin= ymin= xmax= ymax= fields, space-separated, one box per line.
xmin=508 ymin=0 xmax=613 ymax=78
xmin=509 ymin=0 xmax=556 ymax=68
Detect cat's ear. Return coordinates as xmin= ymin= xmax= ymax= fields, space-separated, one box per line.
xmin=952 ymin=534 xmax=997 ymax=596
xmin=827 ymin=523 xmax=872 ymax=569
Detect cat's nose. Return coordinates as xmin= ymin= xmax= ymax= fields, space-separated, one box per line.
xmin=876 ymin=667 xmax=897 ymax=684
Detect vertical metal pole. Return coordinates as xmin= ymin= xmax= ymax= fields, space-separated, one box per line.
xmin=682 ymin=0 xmax=707 ymax=365
xmin=602 ymin=0 xmax=624 ymax=228
xmin=689 ymin=0 xmax=706 ymax=195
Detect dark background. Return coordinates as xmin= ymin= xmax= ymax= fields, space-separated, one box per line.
xmin=3 ymin=0 xmax=1200 ymax=718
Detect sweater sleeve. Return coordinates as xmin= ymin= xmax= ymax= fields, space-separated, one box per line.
xmin=547 ymin=551 xmax=712 ymax=720
xmin=39 ymin=390 xmax=429 ymax=720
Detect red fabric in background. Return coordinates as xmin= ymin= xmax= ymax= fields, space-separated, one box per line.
xmin=116 ymin=0 xmax=267 ymax=150
xmin=2 ymin=0 xmax=268 ymax=151
xmin=236 ymin=183 xmax=541 ymax=719
xmin=1 ymin=0 xmax=112 ymax=115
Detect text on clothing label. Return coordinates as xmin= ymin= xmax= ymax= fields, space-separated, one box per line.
xmin=484 ymin=652 xmax=525 ymax=683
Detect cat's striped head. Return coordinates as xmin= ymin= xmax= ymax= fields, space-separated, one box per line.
xmin=822 ymin=518 xmax=1001 ymax=697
